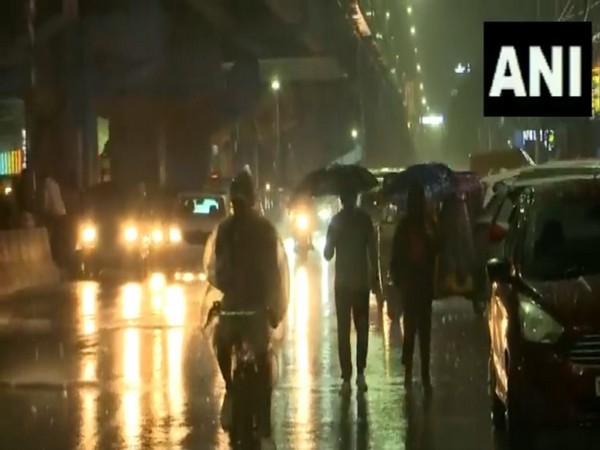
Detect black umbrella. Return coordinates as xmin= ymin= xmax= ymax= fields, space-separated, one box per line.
xmin=381 ymin=163 xmax=456 ymax=200
xmin=293 ymin=164 xmax=378 ymax=198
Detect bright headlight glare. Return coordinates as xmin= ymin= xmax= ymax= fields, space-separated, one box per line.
xmin=169 ymin=227 xmax=182 ymax=243
xmin=318 ymin=208 xmax=332 ymax=220
xmin=518 ymin=295 xmax=563 ymax=344
xmin=152 ymin=229 xmax=164 ymax=243
xmin=296 ymin=214 xmax=309 ymax=230
xmin=82 ymin=226 xmax=96 ymax=243
xmin=124 ymin=226 xmax=138 ymax=242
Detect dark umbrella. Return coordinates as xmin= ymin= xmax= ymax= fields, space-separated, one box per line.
xmin=293 ymin=164 xmax=378 ymax=198
xmin=381 ymin=163 xmax=456 ymax=200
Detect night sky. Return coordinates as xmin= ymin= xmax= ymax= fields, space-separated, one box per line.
xmin=412 ymin=0 xmax=540 ymax=113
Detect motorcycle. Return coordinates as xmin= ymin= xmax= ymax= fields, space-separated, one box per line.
xmin=291 ymin=211 xmax=314 ymax=263
xmin=204 ymin=301 xmax=266 ymax=449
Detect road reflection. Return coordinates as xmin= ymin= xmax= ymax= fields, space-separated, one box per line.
xmin=291 ymin=266 xmax=312 ymax=447
xmin=73 ymin=279 xmax=195 ymax=449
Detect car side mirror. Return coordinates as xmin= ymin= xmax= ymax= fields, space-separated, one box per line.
xmin=487 ymin=258 xmax=512 ymax=283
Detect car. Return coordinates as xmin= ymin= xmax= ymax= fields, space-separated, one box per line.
xmin=486 ymin=178 xmax=600 ymax=446
xmin=146 ymin=191 xmax=231 ymax=280
xmin=75 ymin=183 xmax=149 ymax=279
xmin=472 ymin=162 xmax=600 ymax=310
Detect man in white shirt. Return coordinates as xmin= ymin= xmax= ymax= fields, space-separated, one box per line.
xmin=41 ymin=171 xmax=66 ymax=263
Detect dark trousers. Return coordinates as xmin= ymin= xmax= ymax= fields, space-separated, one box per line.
xmin=402 ymin=302 xmax=432 ymax=383
xmin=335 ymin=287 xmax=370 ymax=381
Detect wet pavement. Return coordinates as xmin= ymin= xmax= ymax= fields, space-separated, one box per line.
xmin=0 ymin=239 xmax=596 ymax=449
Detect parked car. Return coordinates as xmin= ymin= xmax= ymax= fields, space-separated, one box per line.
xmin=486 ymin=179 xmax=600 ymax=446
xmin=473 ymin=162 xmax=600 ymax=311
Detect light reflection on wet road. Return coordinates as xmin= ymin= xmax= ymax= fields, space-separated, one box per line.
xmin=0 ymin=245 xmax=593 ymax=449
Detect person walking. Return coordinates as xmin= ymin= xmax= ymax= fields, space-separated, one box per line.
xmin=390 ymin=182 xmax=439 ymax=395
xmin=324 ymin=190 xmax=378 ymax=395
xmin=40 ymin=169 xmax=67 ymax=264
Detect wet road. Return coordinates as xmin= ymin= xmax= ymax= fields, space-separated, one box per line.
xmin=0 ymin=240 xmax=595 ymax=449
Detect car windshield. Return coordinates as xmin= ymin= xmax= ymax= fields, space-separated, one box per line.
xmin=84 ymin=184 xmax=141 ymax=218
xmin=178 ymin=195 xmax=226 ymax=218
xmin=522 ymin=189 xmax=600 ymax=280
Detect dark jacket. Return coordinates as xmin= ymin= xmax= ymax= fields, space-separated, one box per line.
xmin=390 ymin=215 xmax=439 ymax=300
xmin=324 ymin=207 xmax=377 ymax=291
xmin=214 ymin=209 xmax=283 ymax=319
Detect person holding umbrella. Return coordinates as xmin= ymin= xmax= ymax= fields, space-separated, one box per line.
xmin=390 ymin=181 xmax=439 ymax=395
xmin=324 ymin=189 xmax=379 ymax=395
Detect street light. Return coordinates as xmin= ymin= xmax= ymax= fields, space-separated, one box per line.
xmin=271 ymin=78 xmax=281 ymax=184
xmin=407 ymin=6 xmax=412 ymax=14
xmin=351 ymin=128 xmax=358 ymax=139
xmin=410 ymin=26 xmax=416 ymax=35
xmin=419 ymin=83 xmax=424 ymax=90
xmin=385 ymin=11 xmax=390 ymax=19
xmin=422 ymin=97 xmax=427 ymax=105
xmin=416 ymin=64 xmax=421 ymax=72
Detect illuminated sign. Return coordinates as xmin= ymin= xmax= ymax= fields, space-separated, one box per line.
xmin=593 ymin=67 xmax=600 ymax=115
xmin=516 ymin=129 xmax=556 ymax=151
xmin=0 ymin=149 xmax=24 ymax=176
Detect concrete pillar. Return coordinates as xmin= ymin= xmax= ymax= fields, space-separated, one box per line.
xmin=163 ymin=100 xmax=212 ymax=192
xmin=108 ymin=98 xmax=160 ymax=191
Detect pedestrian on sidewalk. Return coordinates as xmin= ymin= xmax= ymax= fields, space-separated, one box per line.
xmin=40 ymin=169 xmax=67 ymax=265
xmin=390 ymin=182 xmax=439 ymax=395
xmin=324 ymin=190 xmax=379 ymax=395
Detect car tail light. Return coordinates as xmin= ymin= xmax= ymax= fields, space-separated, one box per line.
xmin=489 ymin=223 xmax=507 ymax=243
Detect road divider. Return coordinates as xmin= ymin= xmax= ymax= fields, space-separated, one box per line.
xmin=0 ymin=228 xmax=60 ymax=297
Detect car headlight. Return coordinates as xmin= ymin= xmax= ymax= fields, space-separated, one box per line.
xmin=124 ymin=226 xmax=138 ymax=242
xmin=169 ymin=227 xmax=182 ymax=243
xmin=151 ymin=229 xmax=164 ymax=243
xmin=518 ymin=295 xmax=563 ymax=344
xmin=318 ymin=207 xmax=332 ymax=221
xmin=295 ymin=214 xmax=309 ymax=230
xmin=81 ymin=225 xmax=97 ymax=243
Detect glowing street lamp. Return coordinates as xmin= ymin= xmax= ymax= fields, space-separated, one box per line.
xmin=410 ymin=26 xmax=416 ymax=35
xmin=407 ymin=6 xmax=412 ymax=14
xmin=416 ymin=64 xmax=421 ymax=72
xmin=421 ymin=97 xmax=427 ymax=105
xmin=351 ymin=128 xmax=358 ymax=139
xmin=419 ymin=83 xmax=424 ymax=90
xmin=271 ymin=78 xmax=281 ymax=181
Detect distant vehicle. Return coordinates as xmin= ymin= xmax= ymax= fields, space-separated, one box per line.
xmin=487 ymin=179 xmax=600 ymax=446
xmin=470 ymin=149 xmax=533 ymax=176
xmin=75 ymin=183 xmax=149 ymax=279
xmin=147 ymin=191 xmax=231 ymax=280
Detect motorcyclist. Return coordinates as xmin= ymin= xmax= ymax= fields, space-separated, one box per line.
xmin=289 ymin=196 xmax=315 ymax=255
xmin=212 ymin=169 xmax=285 ymax=448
